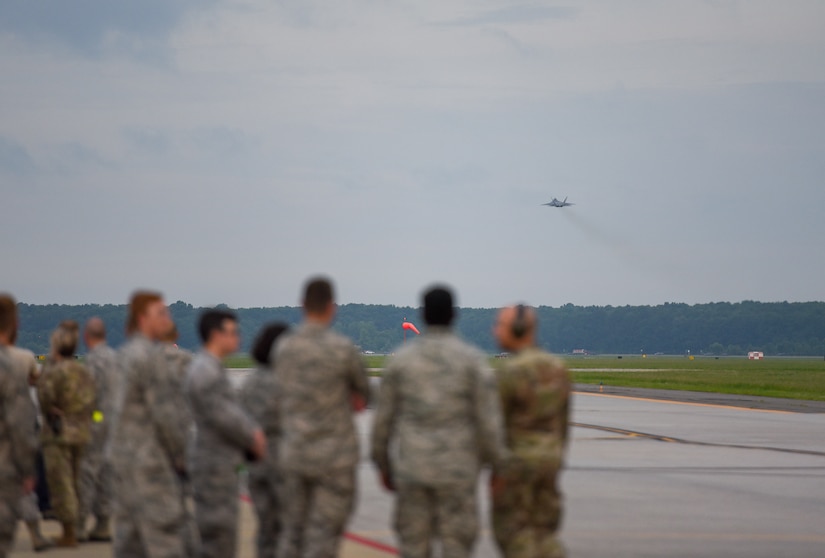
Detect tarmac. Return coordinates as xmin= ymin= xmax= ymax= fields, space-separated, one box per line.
xmin=13 ymin=382 xmax=825 ymax=557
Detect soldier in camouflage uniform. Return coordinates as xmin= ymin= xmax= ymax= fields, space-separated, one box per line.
xmin=0 ymin=294 xmax=39 ymax=558
xmin=371 ymin=286 xmax=507 ymax=558
xmin=160 ymin=323 xmax=199 ymax=558
xmin=8 ymin=344 xmax=53 ymax=551
xmin=239 ymin=322 xmax=290 ymax=558
xmin=491 ymin=304 xmax=571 ymax=558
xmin=110 ymin=291 xmax=192 ymax=558
xmin=37 ymin=320 xmax=97 ymax=547
xmin=185 ymin=309 xmax=265 ymax=558
xmin=276 ymin=277 xmax=370 ymax=558
xmin=78 ymin=317 xmax=118 ymax=542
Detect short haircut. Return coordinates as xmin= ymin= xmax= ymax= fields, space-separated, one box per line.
xmin=127 ymin=291 xmax=163 ymax=335
xmin=0 ymin=293 xmax=17 ymax=339
xmin=84 ymin=317 xmax=107 ymax=340
xmin=303 ymin=276 xmax=334 ymax=314
xmin=52 ymin=320 xmax=80 ymax=358
xmin=423 ymin=285 xmax=455 ymax=326
xmin=250 ymin=322 xmax=290 ymax=365
xmin=198 ymin=309 xmax=238 ymax=344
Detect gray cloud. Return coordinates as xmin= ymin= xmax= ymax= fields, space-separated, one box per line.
xmin=0 ymin=136 xmax=35 ymax=175
xmin=436 ymin=4 xmax=579 ymax=26
xmin=0 ymin=0 xmax=213 ymax=55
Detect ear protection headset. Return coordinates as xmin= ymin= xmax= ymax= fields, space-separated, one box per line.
xmin=512 ymin=304 xmax=528 ymax=339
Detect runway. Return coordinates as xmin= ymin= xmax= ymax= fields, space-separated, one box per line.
xmin=16 ymin=381 xmax=825 ymax=557
xmin=349 ymin=387 xmax=825 ymax=557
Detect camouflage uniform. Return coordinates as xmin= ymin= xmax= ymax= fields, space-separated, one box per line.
xmin=185 ymin=351 xmax=258 ymax=558
xmin=371 ymin=326 xmax=507 ymax=558
xmin=275 ymin=323 xmax=370 ymax=558
xmin=37 ymin=358 xmax=96 ymax=528
xmin=110 ymin=334 xmax=190 ymax=558
xmin=239 ymin=365 xmax=282 ymax=558
xmin=492 ymin=347 xmax=571 ymax=558
xmin=78 ymin=342 xmax=118 ymax=536
xmin=161 ymin=343 xmax=198 ymax=558
xmin=0 ymin=346 xmax=38 ymax=558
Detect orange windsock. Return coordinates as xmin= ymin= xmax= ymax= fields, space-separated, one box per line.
xmin=402 ymin=321 xmax=420 ymax=335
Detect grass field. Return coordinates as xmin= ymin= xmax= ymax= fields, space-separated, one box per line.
xmin=228 ymin=353 xmax=825 ymax=402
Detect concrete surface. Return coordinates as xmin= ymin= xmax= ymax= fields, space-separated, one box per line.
xmin=13 ymin=381 xmax=825 ymax=557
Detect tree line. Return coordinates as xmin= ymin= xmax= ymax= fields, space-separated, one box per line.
xmin=15 ymin=300 xmax=825 ymax=357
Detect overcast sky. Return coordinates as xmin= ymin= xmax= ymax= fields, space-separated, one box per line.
xmin=2 ymin=1 xmax=824 ymax=309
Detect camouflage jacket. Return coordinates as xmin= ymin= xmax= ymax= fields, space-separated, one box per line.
xmin=109 ymin=334 xmax=189 ymax=474
xmin=0 ymin=346 xmax=38 ymax=490
xmin=496 ymin=347 xmax=570 ymax=471
xmin=239 ymin=365 xmax=281 ymax=476
xmin=185 ymin=351 xmax=258 ymax=474
xmin=275 ymin=322 xmax=370 ymax=476
xmin=38 ymin=358 xmax=96 ymax=446
xmin=371 ymin=326 xmax=507 ymax=487
xmin=84 ymin=343 xmax=118 ymax=451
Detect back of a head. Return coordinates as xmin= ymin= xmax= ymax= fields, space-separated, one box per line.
xmin=127 ymin=291 xmax=163 ymax=335
xmin=303 ymin=276 xmax=334 ymax=315
xmin=423 ymin=285 xmax=455 ymax=327
xmin=52 ymin=320 xmax=80 ymax=358
xmin=198 ymin=308 xmax=238 ymax=344
xmin=251 ymin=322 xmax=290 ymax=365
xmin=0 ymin=293 xmax=17 ymax=340
xmin=85 ymin=317 xmax=107 ymax=342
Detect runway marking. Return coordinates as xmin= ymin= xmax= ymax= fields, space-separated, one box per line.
xmin=564 ymin=530 xmax=825 ymax=543
xmin=240 ymin=495 xmax=399 ymax=555
xmin=572 ymin=422 xmax=825 ymax=457
xmin=573 ymin=391 xmax=793 ymax=414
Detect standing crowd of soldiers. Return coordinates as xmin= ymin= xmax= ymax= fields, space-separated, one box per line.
xmin=0 ymin=276 xmax=570 ymax=558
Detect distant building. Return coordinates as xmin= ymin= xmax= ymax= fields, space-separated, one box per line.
xmin=572 ymin=349 xmax=588 ymax=355
xmin=748 ymin=351 xmax=764 ymax=360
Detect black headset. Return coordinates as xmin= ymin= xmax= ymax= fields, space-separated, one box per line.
xmin=512 ymin=304 xmax=528 ymax=339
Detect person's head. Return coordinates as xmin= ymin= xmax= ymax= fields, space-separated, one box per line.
xmin=302 ymin=276 xmax=336 ymax=324
xmin=51 ymin=320 xmax=80 ymax=359
xmin=127 ymin=291 xmax=171 ymax=341
xmin=422 ymin=285 xmax=455 ymax=327
xmin=198 ymin=309 xmax=240 ymax=358
xmin=494 ymin=304 xmax=538 ymax=351
xmin=0 ymin=293 xmax=17 ymax=345
xmin=84 ymin=317 xmax=107 ymax=350
xmin=251 ymin=322 xmax=290 ymax=366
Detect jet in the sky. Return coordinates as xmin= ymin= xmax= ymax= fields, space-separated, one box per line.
xmin=543 ymin=197 xmax=574 ymax=208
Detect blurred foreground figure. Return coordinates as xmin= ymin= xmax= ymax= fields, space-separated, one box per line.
xmin=38 ymin=321 xmax=96 ymax=548
xmin=15 ymin=347 xmax=53 ymax=551
xmin=110 ymin=292 xmax=190 ymax=558
xmin=491 ymin=305 xmax=571 ymax=558
xmin=371 ymin=285 xmax=508 ymax=558
xmin=276 ymin=277 xmax=370 ymax=558
xmin=186 ymin=309 xmax=265 ymax=558
xmin=239 ymin=322 xmax=290 ymax=558
xmin=78 ymin=317 xmax=118 ymax=542
xmin=160 ymin=324 xmax=198 ymax=558
xmin=0 ymin=294 xmax=39 ymax=558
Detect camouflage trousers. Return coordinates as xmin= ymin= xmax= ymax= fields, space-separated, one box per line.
xmin=43 ymin=443 xmax=83 ymax=525
xmin=394 ymin=481 xmax=478 ymax=558
xmin=277 ymin=467 xmax=355 ymax=558
xmin=112 ymin=461 xmax=188 ymax=558
xmin=79 ymin=445 xmax=113 ymax=529
xmin=191 ymin=465 xmax=241 ymax=558
xmin=19 ymin=491 xmax=40 ymax=522
xmin=248 ymin=463 xmax=282 ymax=558
xmin=0 ymin=490 xmax=21 ymax=558
xmin=491 ymin=467 xmax=565 ymax=558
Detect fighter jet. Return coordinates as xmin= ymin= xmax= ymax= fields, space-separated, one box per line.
xmin=543 ymin=197 xmax=574 ymax=208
